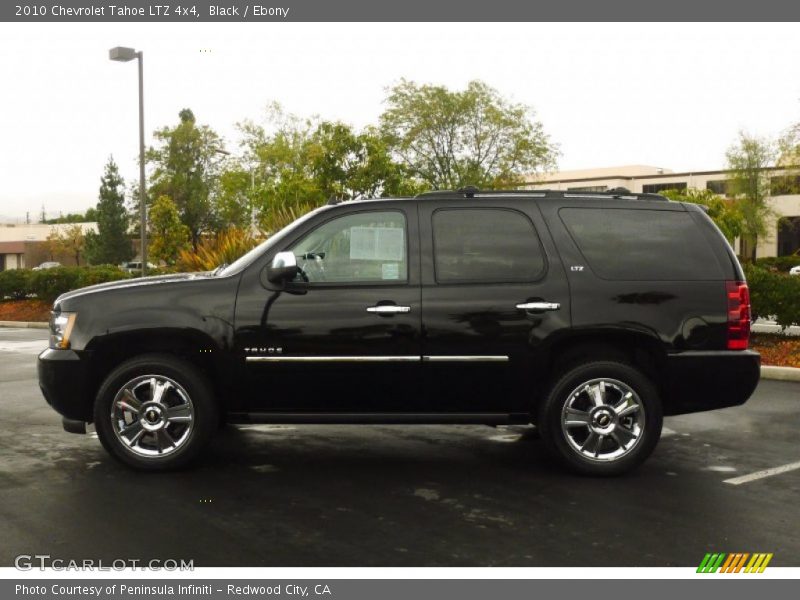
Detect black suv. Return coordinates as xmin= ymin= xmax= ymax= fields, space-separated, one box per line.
xmin=38 ymin=189 xmax=760 ymax=474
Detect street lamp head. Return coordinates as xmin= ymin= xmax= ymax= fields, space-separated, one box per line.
xmin=109 ymin=46 xmax=137 ymax=62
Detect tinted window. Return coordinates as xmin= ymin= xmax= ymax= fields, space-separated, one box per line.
xmin=560 ymin=208 xmax=723 ymax=280
xmin=289 ymin=211 xmax=407 ymax=284
xmin=642 ymin=182 xmax=687 ymax=194
xmin=433 ymin=209 xmax=544 ymax=283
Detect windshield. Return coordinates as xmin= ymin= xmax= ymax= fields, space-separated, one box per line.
xmin=215 ymin=207 xmax=328 ymax=277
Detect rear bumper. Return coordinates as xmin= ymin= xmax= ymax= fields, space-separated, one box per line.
xmin=663 ymin=350 xmax=760 ymax=415
xmin=38 ymin=348 xmax=93 ymax=422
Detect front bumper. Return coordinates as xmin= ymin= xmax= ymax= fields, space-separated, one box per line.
xmin=663 ymin=349 xmax=760 ymax=415
xmin=38 ymin=347 xmax=93 ymax=422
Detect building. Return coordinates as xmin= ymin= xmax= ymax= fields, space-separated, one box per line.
xmin=0 ymin=222 xmax=98 ymax=270
xmin=524 ymin=165 xmax=800 ymax=258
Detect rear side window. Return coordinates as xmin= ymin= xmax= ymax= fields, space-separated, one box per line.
xmin=433 ymin=208 xmax=545 ymax=283
xmin=559 ymin=208 xmax=723 ymax=280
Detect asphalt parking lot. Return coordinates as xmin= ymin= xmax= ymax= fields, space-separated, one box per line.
xmin=1 ymin=327 xmax=799 ymax=567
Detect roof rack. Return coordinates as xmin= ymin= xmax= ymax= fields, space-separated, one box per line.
xmin=415 ymin=187 xmax=669 ymax=202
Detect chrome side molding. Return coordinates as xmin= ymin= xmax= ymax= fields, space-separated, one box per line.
xmin=246 ymin=355 xmax=510 ymax=363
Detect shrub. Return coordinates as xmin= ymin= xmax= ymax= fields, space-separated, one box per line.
xmin=744 ymin=264 xmax=800 ymax=329
xmin=754 ymin=256 xmax=800 ymax=273
xmin=28 ymin=267 xmax=83 ymax=303
xmin=79 ymin=264 xmax=133 ymax=287
xmin=0 ymin=269 xmax=32 ymax=300
xmin=176 ymin=228 xmax=261 ymax=272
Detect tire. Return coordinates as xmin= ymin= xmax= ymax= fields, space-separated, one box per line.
xmin=538 ymin=360 xmax=662 ymax=476
xmin=93 ymin=354 xmax=218 ymax=471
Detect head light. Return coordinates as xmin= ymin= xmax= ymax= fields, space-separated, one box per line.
xmin=49 ymin=312 xmax=77 ymax=349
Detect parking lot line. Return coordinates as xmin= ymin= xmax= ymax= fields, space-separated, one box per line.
xmin=723 ymin=460 xmax=800 ymax=485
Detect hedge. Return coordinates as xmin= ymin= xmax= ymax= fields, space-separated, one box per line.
xmin=753 ymin=256 xmax=800 ymax=273
xmin=1 ymin=266 xmax=136 ymax=303
xmin=0 ymin=269 xmax=32 ymax=300
xmin=743 ymin=264 xmax=800 ymax=329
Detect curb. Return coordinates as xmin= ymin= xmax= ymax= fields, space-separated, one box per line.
xmin=760 ymin=365 xmax=800 ymax=382
xmin=0 ymin=321 xmax=48 ymax=329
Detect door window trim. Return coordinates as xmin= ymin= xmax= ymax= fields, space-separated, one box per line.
xmin=282 ymin=208 xmax=411 ymax=288
xmin=430 ymin=206 xmax=549 ymax=285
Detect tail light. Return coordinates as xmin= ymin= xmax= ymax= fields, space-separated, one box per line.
xmin=726 ymin=281 xmax=750 ymax=350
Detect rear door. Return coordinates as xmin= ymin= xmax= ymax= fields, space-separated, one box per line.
xmin=418 ymin=198 xmax=571 ymax=414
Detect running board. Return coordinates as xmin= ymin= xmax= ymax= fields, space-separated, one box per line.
xmin=226 ymin=412 xmax=530 ymax=425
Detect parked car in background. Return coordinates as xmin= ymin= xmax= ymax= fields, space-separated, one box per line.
xmin=32 ymin=261 xmax=61 ymax=270
xmin=120 ymin=261 xmax=157 ymax=274
xmin=39 ymin=188 xmax=760 ymax=475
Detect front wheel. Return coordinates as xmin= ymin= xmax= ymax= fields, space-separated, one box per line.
xmin=93 ymin=354 xmax=218 ymax=471
xmin=538 ymin=361 xmax=662 ymax=476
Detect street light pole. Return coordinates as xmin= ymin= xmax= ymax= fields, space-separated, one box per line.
xmin=110 ymin=46 xmax=147 ymax=277
xmin=136 ymin=51 xmax=146 ymax=278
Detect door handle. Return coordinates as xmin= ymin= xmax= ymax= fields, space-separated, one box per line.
xmin=366 ymin=305 xmax=411 ymax=314
xmin=516 ymin=301 xmax=561 ymax=312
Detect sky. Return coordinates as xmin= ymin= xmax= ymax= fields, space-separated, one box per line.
xmin=0 ymin=22 xmax=799 ymax=222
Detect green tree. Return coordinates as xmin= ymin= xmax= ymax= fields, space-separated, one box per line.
xmin=726 ymin=131 xmax=777 ymax=260
xmin=234 ymin=104 xmax=425 ymax=232
xmin=309 ymin=122 xmax=423 ymax=200
xmin=85 ymin=157 xmax=133 ymax=265
xmin=148 ymin=109 xmax=224 ymax=249
xmin=380 ymin=79 xmax=558 ymax=190
xmin=660 ymin=187 xmax=743 ymax=243
xmin=149 ymin=195 xmax=190 ymax=265
xmin=44 ymin=209 xmax=97 ymax=224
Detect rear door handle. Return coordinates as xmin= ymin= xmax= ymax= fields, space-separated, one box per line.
xmin=516 ymin=301 xmax=561 ymax=312
xmin=367 ymin=305 xmax=411 ymax=314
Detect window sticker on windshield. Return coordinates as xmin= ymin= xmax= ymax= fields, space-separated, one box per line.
xmin=350 ymin=226 xmax=404 ymax=261
xmin=382 ymin=263 xmax=400 ymax=280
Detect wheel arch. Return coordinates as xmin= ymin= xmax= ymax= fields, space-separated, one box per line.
xmin=535 ymin=328 xmax=668 ymax=410
xmin=84 ymin=328 xmax=235 ymax=420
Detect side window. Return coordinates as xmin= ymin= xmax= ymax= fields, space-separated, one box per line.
xmin=432 ymin=209 xmax=545 ymax=283
xmin=289 ymin=211 xmax=407 ymax=284
xmin=559 ymin=207 xmax=724 ymax=280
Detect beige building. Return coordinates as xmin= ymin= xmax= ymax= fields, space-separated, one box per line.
xmin=0 ymin=222 xmax=98 ymax=270
xmin=525 ymin=165 xmax=800 ymax=258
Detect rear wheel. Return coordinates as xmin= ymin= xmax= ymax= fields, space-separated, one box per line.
xmin=538 ymin=360 xmax=662 ymax=476
xmin=93 ymin=354 xmax=218 ymax=470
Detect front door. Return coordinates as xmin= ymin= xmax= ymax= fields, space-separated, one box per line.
xmin=418 ymin=200 xmax=570 ymax=414
xmin=234 ymin=205 xmax=422 ymax=413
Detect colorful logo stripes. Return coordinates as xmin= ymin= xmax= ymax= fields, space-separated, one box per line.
xmin=697 ymin=553 xmax=773 ymax=573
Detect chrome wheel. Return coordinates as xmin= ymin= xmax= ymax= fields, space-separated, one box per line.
xmin=111 ymin=375 xmax=194 ymax=458
xmin=560 ymin=378 xmax=645 ymax=462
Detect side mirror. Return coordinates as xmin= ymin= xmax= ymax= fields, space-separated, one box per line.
xmin=266 ymin=251 xmax=299 ymax=283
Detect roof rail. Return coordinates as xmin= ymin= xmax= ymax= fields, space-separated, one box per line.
xmin=415 ymin=188 xmax=669 ymax=202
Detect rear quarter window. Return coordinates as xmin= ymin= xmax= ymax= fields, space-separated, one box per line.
xmin=559 ymin=207 xmax=724 ymax=280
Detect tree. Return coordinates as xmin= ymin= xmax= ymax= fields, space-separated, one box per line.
xmin=45 ymin=208 xmax=99 ymax=224
xmin=725 ymin=131 xmax=777 ymax=260
xmin=660 ymin=187 xmax=743 ymax=243
xmin=309 ymin=122 xmax=424 ymax=200
xmin=234 ymin=104 xmax=425 ymax=233
xmin=85 ymin=157 xmax=134 ymax=265
xmin=48 ymin=224 xmax=86 ymax=266
xmin=149 ymin=195 xmax=190 ymax=265
xmin=148 ymin=109 xmax=225 ymax=249
xmin=379 ymin=79 xmax=558 ymax=190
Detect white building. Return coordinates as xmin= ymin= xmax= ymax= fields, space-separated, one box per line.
xmin=0 ymin=222 xmax=98 ymax=270
xmin=524 ymin=165 xmax=800 ymax=258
